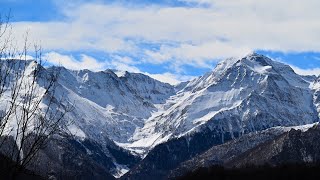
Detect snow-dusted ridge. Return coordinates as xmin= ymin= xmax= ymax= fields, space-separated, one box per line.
xmin=3 ymin=53 xmax=320 ymax=178
xmin=122 ymin=53 xmax=318 ymax=156
xmin=120 ymin=53 xmax=320 ymax=180
xmin=42 ymin=53 xmax=320 ymax=158
xmin=46 ymin=66 xmax=176 ymax=145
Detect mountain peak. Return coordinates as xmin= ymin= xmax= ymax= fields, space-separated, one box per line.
xmin=220 ymin=52 xmax=271 ymax=66
xmin=215 ymin=52 xmax=296 ymax=77
xmin=242 ymin=53 xmax=272 ymax=65
xmin=212 ymin=53 xmax=272 ymax=78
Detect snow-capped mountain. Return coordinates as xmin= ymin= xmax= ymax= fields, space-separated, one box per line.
xmin=123 ymin=53 xmax=320 ymax=179
xmin=48 ymin=66 xmax=175 ymax=144
xmin=0 ymin=60 xmax=175 ymax=178
xmin=126 ymin=53 xmax=318 ymax=155
xmin=41 ymin=66 xmax=176 ymax=177
xmin=2 ymin=53 xmax=320 ymax=179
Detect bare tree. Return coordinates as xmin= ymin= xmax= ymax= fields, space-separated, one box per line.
xmin=0 ymin=12 xmax=73 ymax=177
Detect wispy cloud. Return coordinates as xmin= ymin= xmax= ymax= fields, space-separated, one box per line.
xmin=44 ymin=52 xmax=108 ymax=71
xmin=146 ymin=72 xmax=196 ymax=85
xmin=289 ymin=65 xmax=320 ymax=76
xmin=11 ymin=0 xmax=320 ymax=69
xmin=145 ymin=42 xmax=251 ymax=70
xmin=43 ymin=51 xmax=188 ymax=85
xmin=5 ymin=0 xmax=320 ymax=84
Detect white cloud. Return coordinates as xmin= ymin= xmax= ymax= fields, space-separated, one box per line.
xmin=109 ymin=56 xmax=193 ymax=85
xmin=42 ymin=51 xmax=190 ymax=85
xmin=146 ymin=72 xmax=196 ymax=85
xmin=270 ymin=56 xmax=320 ymax=76
xmin=8 ymin=0 xmax=320 ymax=85
xmin=108 ymin=55 xmax=142 ymax=73
xmin=12 ymin=55 xmax=34 ymax=60
xmin=44 ymin=52 xmax=107 ymax=71
xmin=289 ymin=65 xmax=320 ymax=76
xmin=146 ymin=73 xmax=180 ymax=85
xmin=9 ymin=0 xmax=320 ymax=67
xmin=145 ymin=42 xmax=251 ymax=68
xmin=110 ymin=61 xmax=141 ymax=73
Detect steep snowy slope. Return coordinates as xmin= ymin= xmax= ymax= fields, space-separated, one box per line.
xmin=44 ymin=67 xmax=176 ymax=177
xmin=48 ymin=67 xmax=175 ymax=144
xmin=0 ymin=60 xmax=175 ymax=178
xmin=2 ymin=54 xmax=320 ymax=179
xmin=0 ymin=60 xmax=52 ymax=138
xmin=119 ymin=71 xmax=175 ymax=104
xmin=123 ymin=53 xmax=319 ymax=180
xmin=311 ymin=76 xmax=320 ymax=117
xmin=128 ymin=53 xmax=318 ymax=154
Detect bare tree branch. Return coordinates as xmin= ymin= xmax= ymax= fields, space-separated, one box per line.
xmin=0 ymin=12 xmax=73 ymax=177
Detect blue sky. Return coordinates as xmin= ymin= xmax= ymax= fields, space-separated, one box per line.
xmin=1 ymin=0 xmax=320 ymax=84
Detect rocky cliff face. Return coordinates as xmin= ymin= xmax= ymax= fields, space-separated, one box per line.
xmin=123 ymin=53 xmax=319 ymax=179
xmin=1 ymin=53 xmax=320 ymax=179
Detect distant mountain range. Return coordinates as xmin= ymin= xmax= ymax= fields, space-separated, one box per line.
xmin=1 ymin=53 xmax=320 ymax=179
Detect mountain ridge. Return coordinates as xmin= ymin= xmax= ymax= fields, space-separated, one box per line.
xmin=1 ymin=53 xmax=320 ymax=179
xmin=122 ymin=53 xmax=320 ymax=179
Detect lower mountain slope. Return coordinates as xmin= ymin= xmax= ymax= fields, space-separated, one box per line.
xmin=226 ymin=123 xmax=320 ymax=168
xmin=177 ymin=123 xmax=320 ymax=180
xmin=169 ymin=123 xmax=317 ymax=178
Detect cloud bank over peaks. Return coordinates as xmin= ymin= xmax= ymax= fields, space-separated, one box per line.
xmin=6 ymin=0 xmax=320 ymax=83
xmin=43 ymin=51 xmax=193 ymax=85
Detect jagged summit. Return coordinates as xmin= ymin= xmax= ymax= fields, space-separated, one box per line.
xmin=31 ymin=54 xmax=318 ymax=155
xmin=214 ymin=53 xmax=289 ymax=76
xmin=3 ymin=55 xmax=320 ymax=179
xmin=123 ymin=54 xmax=320 ymax=180
xmin=181 ymin=53 xmax=308 ymax=94
xmin=127 ymin=53 xmax=318 ymax=157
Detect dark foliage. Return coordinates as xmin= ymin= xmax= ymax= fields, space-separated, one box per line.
xmin=178 ymin=164 xmax=320 ymax=180
xmin=0 ymin=153 xmax=44 ymax=180
xmin=124 ymin=127 xmax=233 ymax=180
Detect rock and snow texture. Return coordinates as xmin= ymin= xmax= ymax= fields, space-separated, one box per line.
xmin=0 ymin=60 xmax=51 ymax=139
xmin=311 ymin=76 xmax=320 ymax=117
xmin=128 ymin=53 xmax=319 ymax=154
xmin=44 ymin=53 xmax=320 ymax=157
xmin=46 ymin=66 xmax=176 ymax=146
xmin=2 ymin=53 xmax=320 ymax=178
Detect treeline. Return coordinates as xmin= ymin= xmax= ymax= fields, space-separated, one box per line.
xmin=0 ymin=153 xmax=43 ymax=180
xmin=178 ymin=164 xmax=320 ymax=180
